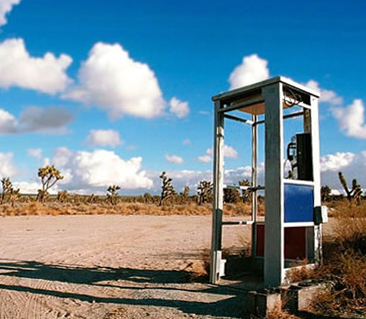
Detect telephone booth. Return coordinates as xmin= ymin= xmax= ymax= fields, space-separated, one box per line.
xmin=210 ymin=76 xmax=326 ymax=287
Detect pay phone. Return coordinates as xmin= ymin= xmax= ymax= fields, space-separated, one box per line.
xmin=286 ymin=133 xmax=313 ymax=181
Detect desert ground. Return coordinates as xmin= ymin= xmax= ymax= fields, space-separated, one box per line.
xmin=0 ymin=214 xmax=274 ymax=319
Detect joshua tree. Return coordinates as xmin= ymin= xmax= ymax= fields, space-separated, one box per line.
xmin=224 ymin=188 xmax=241 ymax=204
xmin=143 ymin=192 xmax=153 ymax=204
xmin=182 ymin=186 xmax=190 ymax=204
xmin=338 ymin=172 xmax=363 ymax=205
xmin=37 ymin=165 xmax=64 ymax=203
xmin=107 ymin=185 xmax=121 ymax=205
xmin=88 ymin=193 xmax=97 ymax=204
xmin=238 ymin=179 xmax=252 ymax=203
xmin=9 ymin=187 xmax=20 ymax=207
xmin=57 ymin=190 xmax=68 ymax=203
xmin=321 ymin=185 xmax=332 ymax=202
xmin=197 ymin=181 xmax=213 ymax=205
xmin=1 ymin=177 xmax=13 ymax=204
xmin=183 ymin=186 xmax=190 ymax=198
xmin=159 ymin=172 xmax=176 ymax=206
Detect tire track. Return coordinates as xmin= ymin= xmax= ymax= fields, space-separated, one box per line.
xmin=0 ymin=274 xmax=27 ymax=319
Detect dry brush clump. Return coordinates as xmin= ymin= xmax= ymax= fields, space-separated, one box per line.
xmin=285 ymin=200 xmax=366 ymax=317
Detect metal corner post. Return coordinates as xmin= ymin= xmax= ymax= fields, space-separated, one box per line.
xmin=210 ymin=99 xmax=225 ymax=284
xmin=251 ymin=114 xmax=258 ymax=258
xmin=263 ymin=82 xmax=285 ymax=287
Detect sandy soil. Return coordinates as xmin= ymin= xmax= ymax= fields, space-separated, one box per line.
xmin=0 ymin=215 xmax=259 ymax=319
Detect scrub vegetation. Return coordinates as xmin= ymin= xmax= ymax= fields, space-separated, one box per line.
xmin=285 ymin=199 xmax=366 ymax=318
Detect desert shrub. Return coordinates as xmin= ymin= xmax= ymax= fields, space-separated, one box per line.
xmin=310 ymin=200 xmax=366 ymax=316
xmin=223 ymin=188 xmax=241 ymax=204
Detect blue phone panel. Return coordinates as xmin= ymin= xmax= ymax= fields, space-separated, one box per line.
xmin=284 ymin=184 xmax=314 ymax=223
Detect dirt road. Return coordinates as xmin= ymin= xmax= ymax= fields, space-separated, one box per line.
xmin=0 ymin=215 xmax=255 ymax=319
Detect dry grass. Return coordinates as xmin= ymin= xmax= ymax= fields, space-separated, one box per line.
xmin=283 ymin=200 xmax=366 ymax=317
xmin=0 ymin=201 xmax=259 ymax=217
xmin=285 ymin=260 xmax=319 ymax=283
xmin=266 ymin=304 xmax=300 ymax=319
xmin=307 ymin=200 xmax=366 ymax=317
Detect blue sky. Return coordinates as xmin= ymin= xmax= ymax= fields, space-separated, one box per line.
xmin=0 ymin=0 xmax=365 ymax=195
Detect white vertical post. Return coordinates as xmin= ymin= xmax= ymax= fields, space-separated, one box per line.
xmin=210 ymin=100 xmax=225 ymax=284
xmin=310 ymin=96 xmax=322 ymax=263
xmin=251 ymin=115 xmax=258 ymax=258
xmin=263 ymin=83 xmax=285 ymax=287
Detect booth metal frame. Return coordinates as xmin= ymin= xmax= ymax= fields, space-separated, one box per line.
xmin=210 ymin=76 xmax=321 ymax=287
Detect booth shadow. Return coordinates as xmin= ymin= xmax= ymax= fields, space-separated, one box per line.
xmin=0 ymin=259 xmax=250 ymax=318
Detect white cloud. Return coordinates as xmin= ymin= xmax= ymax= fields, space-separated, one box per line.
xmin=0 ymin=38 xmax=72 ymax=94
xmin=86 ymin=129 xmax=122 ymax=147
xmin=12 ymin=181 xmax=60 ymax=195
xmin=223 ymin=145 xmax=238 ymax=158
xmin=169 ymin=97 xmax=189 ymax=118
xmin=165 ymin=154 xmax=184 ymax=164
xmin=64 ymin=42 xmax=166 ymax=119
xmin=305 ymin=80 xmax=343 ymax=105
xmin=0 ymin=108 xmax=17 ymax=133
xmin=197 ymin=145 xmax=238 ymax=163
xmin=0 ymin=152 xmax=16 ymax=178
xmin=228 ymin=54 xmax=270 ymax=90
xmin=320 ymin=152 xmax=355 ymax=172
xmin=27 ymin=148 xmax=42 ymax=159
xmin=52 ymin=147 xmax=73 ymax=167
xmin=51 ymin=148 xmax=153 ymax=191
xmin=43 ymin=157 xmax=50 ymax=166
xmin=320 ymin=151 xmax=366 ymax=194
xmin=332 ymin=99 xmax=366 ymax=139
xmin=0 ymin=0 xmax=21 ymax=26
xmin=197 ymin=154 xmax=212 ymax=163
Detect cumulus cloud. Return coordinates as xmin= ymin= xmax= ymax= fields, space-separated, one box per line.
xmin=197 ymin=154 xmax=212 ymax=163
xmin=320 ymin=151 xmax=366 ymax=193
xmin=64 ymin=42 xmax=166 ymax=119
xmin=305 ymin=80 xmax=343 ymax=105
xmin=320 ymin=152 xmax=355 ymax=172
xmin=86 ymin=129 xmax=122 ymax=147
xmin=223 ymin=145 xmax=238 ymax=158
xmin=331 ymin=99 xmax=366 ymax=139
xmin=0 ymin=152 xmax=16 ymax=178
xmin=197 ymin=145 xmax=238 ymax=163
xmin=165 ymin=154 xmax=184 ymax=164
xmin=27 ymin=148 xmax=42 ymax=159
xmin=228 ymin=54 xmax=270 ymax=90
xmin=0 ymin=0 xmax=21 ymax=26
xmin=50 ymin=148 xmax=153 ymax=191
xmin=0 ymin=38 xmax=72 ymax=94
xmin=169 ymin=97 xmax=189 ymax=118
xmin=12 ymin=181 xmax=59 ymax=194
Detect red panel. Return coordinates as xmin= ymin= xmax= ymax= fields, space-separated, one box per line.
xmin=284 ymin=227 xmax=306 ymax=260
xmin=256 ymin=224 xmax=265 ymax=256
xmin=255 ymin=225 xmax=307 ymax=260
